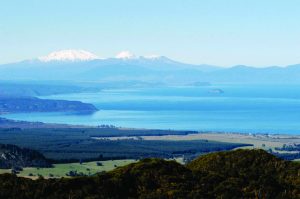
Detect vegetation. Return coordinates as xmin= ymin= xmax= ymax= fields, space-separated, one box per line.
xmin=0 ymin=160 xmax=136 ymax=178
xmin=0 ymin=82 xmax=99 ymax=97
xmin=273 ymin=152 xmax=300 ymax=161
xmin=272 ymin=143 xmax=300 ymax=160
xmin=0 ymin=144 xmax=52 ymax=169
xmin=187 ymin=149 xmax=300 ymax=198
xmin=0 ymin=149 xmax=298 ymax=198
xmin=0 ymin=127 xmax=250 ymax=161
xmin=0 ymin=96 xmax=97 ymax=113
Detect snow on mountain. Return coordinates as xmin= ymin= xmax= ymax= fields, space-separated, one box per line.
xmin=115 ymin=51 xmax=136 ymax=59
xmin=38 ymin=49 xmax=166 ymax=62
xmin=39 ymin=50 xmax=100 ymax=62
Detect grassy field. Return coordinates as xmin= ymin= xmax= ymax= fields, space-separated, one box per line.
xmin=0 ymin=158 xmax=186 ymax=179
xmin=0 ymin=159 xmax=136 ymax=178
xmin=141 ymin=133 xmax=300 ymax=151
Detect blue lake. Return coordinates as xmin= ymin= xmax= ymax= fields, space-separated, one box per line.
xmin=3 ymin=84 xmax=300 ymax=134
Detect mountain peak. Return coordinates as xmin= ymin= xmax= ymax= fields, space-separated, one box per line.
xmin=115 ymin=51 xmax=136 ymax=59
xmin=38 ymin=50 xmax=99 ymax=62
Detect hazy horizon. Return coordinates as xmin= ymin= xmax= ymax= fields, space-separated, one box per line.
xmin=0 ymin=49 xmax=299 ymax=68
xmin=1 ymin=0 xmax=300 ymax=66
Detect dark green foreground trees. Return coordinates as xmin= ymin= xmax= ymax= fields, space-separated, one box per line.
xmin=0 ymin=149 xmax=299 ymax=199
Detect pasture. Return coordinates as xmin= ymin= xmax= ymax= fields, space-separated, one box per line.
xmin=0 ymin=159 xmax=136 ymax=178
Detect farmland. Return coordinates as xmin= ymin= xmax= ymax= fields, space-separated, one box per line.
xmin=0 ymin=159 xmax=136 ymax=178
xmin=0 ymin=126 xmax=250 ymax=162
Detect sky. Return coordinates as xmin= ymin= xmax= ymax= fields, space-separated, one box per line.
xmin=0 ymin=0 xmax=300 ymax=67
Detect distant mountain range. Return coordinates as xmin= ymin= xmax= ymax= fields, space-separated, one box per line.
xmin=1 ymin=50 xmax=300 ymax=85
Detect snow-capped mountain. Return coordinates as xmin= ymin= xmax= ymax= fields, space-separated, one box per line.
xmin=115 ymin=51 xmax=136 ymax=59
xmin=38 ymin=50 xmax=166 ymax=62
xmin=5 ymin=49 xmax=300 ymax=84
xmin=38 ymin=50 xmax=100 ymax=62
xmin=0 ymin=50 xmax=221 ymax=84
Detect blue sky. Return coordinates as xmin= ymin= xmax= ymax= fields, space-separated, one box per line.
xmin=0 ymin=0 xmax=300 ymax=66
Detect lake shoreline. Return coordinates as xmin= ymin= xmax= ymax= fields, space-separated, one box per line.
xmin=1 ymin=116 xmax=300 ymax=138
xmin=1 ymin=117 xmax=299 ymax=155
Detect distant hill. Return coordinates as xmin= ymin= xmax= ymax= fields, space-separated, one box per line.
xmin=0 ymin=96 xmax=98 ymax=114
xmin=0 ymin=144 xmax=52 ymax=169
xmin=0 ymin=81 xmax=100 ymax=97
xmin=0 ymin=117 xmax=87 ymax=128
xmin=0 ymin=149 xmax=298 ymax=198
xmin=199 ymin=64 xmax=300 ymax=84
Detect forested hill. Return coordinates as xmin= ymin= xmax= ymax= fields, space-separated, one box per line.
xmin=0 ymin=144 xmax=52 ymax=169
xmin=0 ymin=96 xmax=98 ymax=114
xmin=0 ymin=149 xmax=299 ymax=199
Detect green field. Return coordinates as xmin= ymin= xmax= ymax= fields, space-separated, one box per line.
xmin=0 ymin=158 xmax=186 ymax=179
xmin=142 ymin=133 xmax=300 ymax=151
xmin=0 ymin=159 xmax=136 ymax=178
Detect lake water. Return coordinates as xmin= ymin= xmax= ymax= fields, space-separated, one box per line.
xmin=3 ymin=84 xmax=300 ymax=134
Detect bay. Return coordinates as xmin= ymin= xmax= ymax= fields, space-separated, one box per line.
xmin=3 ymin=84 xmax=300 ymax=134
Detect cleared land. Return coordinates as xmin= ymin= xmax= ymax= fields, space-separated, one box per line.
xmin=139 ymin=132 xmax=300 ymax=151
xmin=92 ymin=132 xmax=300 ymax=160
xmin=0 ymin=127 xmax=249 ymax=161
xmin=0 ymin=159 xmax=136 ymax=178
xmin=0 ymin=158 xmax=184 ymax=178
